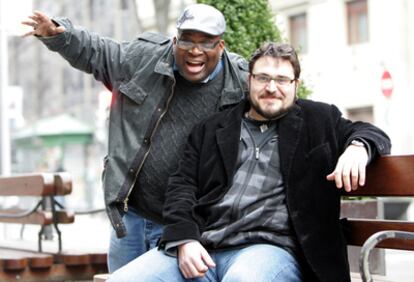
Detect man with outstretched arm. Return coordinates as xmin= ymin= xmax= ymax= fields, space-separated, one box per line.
xmin=22 ymin=4 xmax=248 ymax=272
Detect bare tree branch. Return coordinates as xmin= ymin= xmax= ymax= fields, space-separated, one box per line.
xmin=153 ymin=0 xmax=171 ymax=34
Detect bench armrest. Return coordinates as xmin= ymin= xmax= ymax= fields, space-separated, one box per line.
xmin=359 ymin=230 xmax=414 ymax=282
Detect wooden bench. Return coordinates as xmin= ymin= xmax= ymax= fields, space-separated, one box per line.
xmin=0 ymin=247 xmax=107 ymax=282
xmin=0 ymin=172 xmax=74 ymax=252
xmin=343 ymin=155 xmax=414 ymax=281
xmin=0 ymin=172 xmax=108 ymax=281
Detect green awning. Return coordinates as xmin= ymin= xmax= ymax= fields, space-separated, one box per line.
xmin=12 ymin=114 xmax=93 ymax=148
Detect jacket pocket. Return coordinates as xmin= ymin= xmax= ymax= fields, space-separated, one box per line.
xmin=119 ymin=79 xmax=148 ymax=105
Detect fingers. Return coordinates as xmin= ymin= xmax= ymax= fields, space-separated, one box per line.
xmin=358 ymin=162 xmax=366 ymax=187
xmin=179 ymin=259 xmax=207 ymax=279
xmin=201 ymin=248 xmax=216 ymax=268
xmin=22 ymin=11 xmax=65 ymax=37
xmin=33 ymin=11 xmax=51 ymax=21
xmin=21 ymin=20 xmax=37 ymax=29
xmin=179 ymin=256 xmax=208 ymax=279
xmin=22 ymin=30 xmax=37 ymax=37
xmin=327 ymin=145 xmax=368 ymax=192
xmin=178 ymin=241 xmax=214 ymax=279
xmin=327 ymin=160 xmax=355 ymax=192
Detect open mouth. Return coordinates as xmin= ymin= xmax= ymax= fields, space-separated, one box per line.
xmin=185 ymin=61 xmax=205 ymax=73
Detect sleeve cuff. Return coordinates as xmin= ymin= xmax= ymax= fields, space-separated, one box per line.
xmin=163 ymin=239 xmax=197 ymax=257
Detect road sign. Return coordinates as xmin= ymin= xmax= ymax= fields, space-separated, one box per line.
xmin=381 ymin=70 xmax=393 ymax=98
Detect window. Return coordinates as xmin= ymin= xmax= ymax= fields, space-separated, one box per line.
xmin=289 ymin=13 xmax=308 ymax=53
xmin=346 ymin=0 xmax=369 ymax=44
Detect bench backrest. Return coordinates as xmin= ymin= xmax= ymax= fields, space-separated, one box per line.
xmin=342 ymin=155 xmax=414 ymax=250
xmin=0 ymin=172 xmax=72 ymax=196
xmin=0 ymin=172 xmax=74 ymax=226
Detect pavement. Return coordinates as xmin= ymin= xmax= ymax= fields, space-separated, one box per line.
xmin=385 ymin=249 xmax=414 ymax=282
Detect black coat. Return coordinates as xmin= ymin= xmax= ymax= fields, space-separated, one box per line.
xmin=161 ymin=99 xmax=391 ymax=282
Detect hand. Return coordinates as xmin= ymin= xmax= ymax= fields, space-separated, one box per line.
xmin=22 ymin=11 xmax=65 ymax=37
xmin=177 ymin=241 xmax=215 ymax=279
xmin=326 ymin=144 xmax=369 ymax=192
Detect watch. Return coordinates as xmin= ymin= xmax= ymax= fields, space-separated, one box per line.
xmin=350 ymin=140 xmax=365 ymax=148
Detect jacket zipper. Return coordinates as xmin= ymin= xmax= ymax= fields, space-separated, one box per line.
xmin=229 ymin=127 xmax=258 ymax=221
xmin=122 ymin=79 xmax=177 ymax=212
xmin=230 ymin=126 xmax=276 ymax=220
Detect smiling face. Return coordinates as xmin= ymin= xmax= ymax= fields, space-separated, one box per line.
xmin=248 ymin=56 xmax=298 ymax=121
xmin=173 ymin=31 xmax=225 ymax=83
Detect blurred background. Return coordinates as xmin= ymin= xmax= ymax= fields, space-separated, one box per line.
xmin=0 ymin=1 xmax=413 ymax=276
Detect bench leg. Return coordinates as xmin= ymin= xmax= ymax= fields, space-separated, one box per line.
xmin=360 ymin=230 xmax=414 ymax=282
xmin=38 ymin=225 xmax=44 ymax=252
xmin=50 ymin=196 xmax=62 ymax=252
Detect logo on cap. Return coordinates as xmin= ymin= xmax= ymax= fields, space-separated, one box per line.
xmin=177 ymin=10 xmax=194 ymax=29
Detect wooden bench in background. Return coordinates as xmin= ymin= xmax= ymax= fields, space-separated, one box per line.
xmin=0 ymin=172 xmax=107 ymax=282
xmin=343 ymin=155 xmax=414 ymax=282
xmin=0 ymin=173 xmax=74 ymax=252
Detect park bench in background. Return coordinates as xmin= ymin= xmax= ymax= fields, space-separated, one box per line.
xmin=343 ymin=154 xmax=414 ymax=282
xmin=0 ymin=172 xmax=107 ymax=282
xmin=0 ymin=173 xmax=74 ymax=252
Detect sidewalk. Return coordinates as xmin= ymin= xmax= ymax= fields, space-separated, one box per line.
xmin=384 ymin=202 xmax=414 ymax=281
xmin=385 ymin=249 xmax=414 ymax=282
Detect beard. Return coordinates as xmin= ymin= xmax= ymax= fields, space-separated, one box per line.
xmin=248 ymin=93 xmax=295 ymax=120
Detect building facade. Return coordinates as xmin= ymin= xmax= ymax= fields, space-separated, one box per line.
xmin=271 ymin=0 xmax=414 ymax=155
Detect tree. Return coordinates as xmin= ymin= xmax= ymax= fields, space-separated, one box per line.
xmin=197 ymin=0 xmax=311 ymax=99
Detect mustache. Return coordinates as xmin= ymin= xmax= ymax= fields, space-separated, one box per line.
xmin=259 ymin=91 xmax=283 ymax=99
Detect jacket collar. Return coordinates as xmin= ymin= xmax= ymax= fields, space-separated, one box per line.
xmin=216 ymin=101 xmax=248 ymax=182
xmin=215 ymin=101 xmax=304 ymax=183
xmin=154 ymin=42 xmax=175 ymax=78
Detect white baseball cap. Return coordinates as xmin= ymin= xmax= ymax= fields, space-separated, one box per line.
xmin=176 ymin=4 xmax=226 ymax=36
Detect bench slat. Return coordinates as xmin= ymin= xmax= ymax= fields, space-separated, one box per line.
xmin=0 ymin=172 xmax=72 ymax=196
xmin=53 ymin=172 xmax=72 ymax=195
xmin=54 ymin=209 xmax=75 ymax=224
xmin=0 ymin=249 xmax=54 ymax=270
xmin=0 ymin=209 xmax=52 ymax=225
xmin=0 ymin=247 xmax=107 ymax=281
xmin=55 ymin=252 xmax=91 ymax=266
xmin=0 ymin=174 xmax=55 ymax=196
xmin=346 ymin=219 xmax=414 ymax=250
xmin=0 ymin=209 xmax=74 ymax=225
xmin=345 ymin=155 xmax=414 ymax=197
xmin=28 ymin=255 xmax=54 ymax=269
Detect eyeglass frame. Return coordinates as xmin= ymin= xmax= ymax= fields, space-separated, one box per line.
xmin=251 ymin=73 xmax=297 ymax=86
xmin=176 ymin=39 xmax=221 ymax=52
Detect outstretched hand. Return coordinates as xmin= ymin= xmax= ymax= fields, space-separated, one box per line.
xmin=326 ymin=144 xmax=369 ymax=192
xmin=177 ymin=241 xmax=216 ymax=279
xmin=22 ymin=11 xmax=65 ymax=37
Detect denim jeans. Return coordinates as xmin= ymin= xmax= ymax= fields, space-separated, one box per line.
xmin=108 ymin=244 xmax=303 ymax=282
xmin=108 ymin=207 xmax=163 ymax=273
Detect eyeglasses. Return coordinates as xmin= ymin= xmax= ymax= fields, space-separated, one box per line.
xmin=176 ymin=39 xmax=221 ymax=52
xmin=251 ymin=74 xmax=296 ymax=86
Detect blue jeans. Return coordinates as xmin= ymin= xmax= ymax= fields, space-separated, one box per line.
xmin=108 ymin=244 xmax=303 ymax=282
xmin=108 ymin=207 xmax=163 ymax=273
